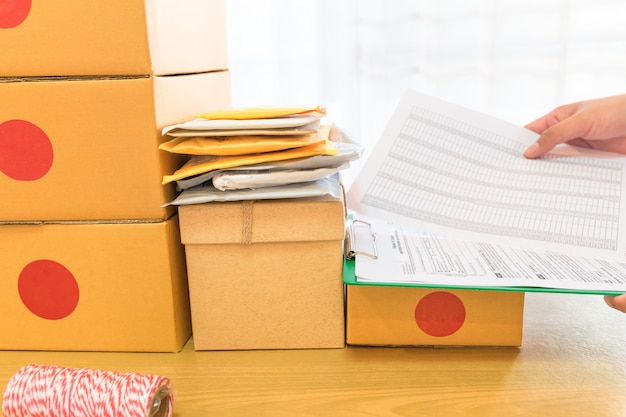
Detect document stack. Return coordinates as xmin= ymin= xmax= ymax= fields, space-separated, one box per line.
xmin=168 ymin=106 xmax=363 ymax=350
xmin=0 ymin=0 xmax=230 ymax=352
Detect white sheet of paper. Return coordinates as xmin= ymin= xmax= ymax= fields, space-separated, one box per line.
xmin=351 ymin=217 xmax=626 ymax=294
xmin=348 ymin=90 xmax=626 ymax=265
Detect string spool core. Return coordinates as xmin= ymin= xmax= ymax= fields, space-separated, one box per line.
xmin=149 ymin=386 xmax=171 ymax=417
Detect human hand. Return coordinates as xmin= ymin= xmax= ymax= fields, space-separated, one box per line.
xmin=604 ymin=295 xmax=626 ymax=313
xmin=524 ymin=94 xmax=626 ymax=158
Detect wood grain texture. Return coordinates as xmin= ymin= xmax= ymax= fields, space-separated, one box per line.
xmin=0 ymin=292 xmax=625 ymax=417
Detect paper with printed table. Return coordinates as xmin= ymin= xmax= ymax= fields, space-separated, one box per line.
xmin=345 ymin=90 xmax=626 ymax=295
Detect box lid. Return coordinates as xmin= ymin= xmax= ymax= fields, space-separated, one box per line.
xmin=179 ymin=195 xmax=346 ymax=244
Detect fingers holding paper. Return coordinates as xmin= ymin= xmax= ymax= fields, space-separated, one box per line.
xmin=524 ymin=94 xmax=626 ymax=159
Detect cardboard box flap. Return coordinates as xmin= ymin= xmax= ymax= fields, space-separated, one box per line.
xmin=146 ymin=0 xmax=228 ymax=76
xmin=179 ymin=195 xmax=346 ymax=245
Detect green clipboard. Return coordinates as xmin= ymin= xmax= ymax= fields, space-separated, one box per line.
xmin=343 ymin=256 xmax=625 ymax=296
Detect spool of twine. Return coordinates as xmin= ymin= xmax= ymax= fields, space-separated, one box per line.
xmin=2 ymin=364 xmax=173 ymax=417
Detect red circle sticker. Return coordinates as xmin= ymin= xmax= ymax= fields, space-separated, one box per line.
xmin=0 ymin=119 xmax=54 ymax=181
xmin=0 ymin=0 xmax=32 ymax=28
xmin=414 ymin=291 xmax=466 ymax=337
xmin=18 ymin=259 xmax=80 ymax=320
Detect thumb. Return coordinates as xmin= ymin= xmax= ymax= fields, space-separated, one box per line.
xmin=524 ymin=116 xmax=586 ymax=159
xmin=604 ymin=295 xmax=626 ymax=313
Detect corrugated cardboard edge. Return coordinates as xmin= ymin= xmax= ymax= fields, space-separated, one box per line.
xmin=0 ymin=218 xmax=165 ymax=226
xmin=0 ymin=75 xmax=150 ymax=83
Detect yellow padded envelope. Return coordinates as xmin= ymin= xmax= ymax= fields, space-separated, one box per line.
xmin=159 ymin=131 xmax=322 ymax=156
xmin=196 ymin=106 xmax=325 ymax=120
xmin=162 ymin=128 xmax=337 ymax=184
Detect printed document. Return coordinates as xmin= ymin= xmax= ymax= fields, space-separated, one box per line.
xmin=347 ymin=90 xmax=626 ymax=293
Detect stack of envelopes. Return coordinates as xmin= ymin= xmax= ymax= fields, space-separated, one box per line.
xmin=159 ymin=106 xmax=363 ymax=205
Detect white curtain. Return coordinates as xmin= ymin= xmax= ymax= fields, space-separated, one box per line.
xmin=226 ymin=0 xmax=626 ymax=171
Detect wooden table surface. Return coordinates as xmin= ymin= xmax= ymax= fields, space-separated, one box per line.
xmin=1 ymin=292 xmax=625 ymax=417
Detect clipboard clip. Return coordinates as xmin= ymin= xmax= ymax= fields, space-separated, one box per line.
xmin=345 ymin=219 xmax=378 ymax=260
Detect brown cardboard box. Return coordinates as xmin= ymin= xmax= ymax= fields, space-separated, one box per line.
xmin=346 ymin=285 xmax=524 ymax=347
xmin=179 ymin=195 xmax=346 ymax=350
xmin=0 ymin=71 xmax=231 ymax=222
xmin=0 ymin=216 xmax=190 ymax=352
xmin=0 ymin=0 xmax=228 ymax=76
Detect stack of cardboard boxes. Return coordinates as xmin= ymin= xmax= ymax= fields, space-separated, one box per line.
xmin=0 ymin=0 xmax=231 ymax=352
xmin=1 ymin=1 xmax=525 ymax=353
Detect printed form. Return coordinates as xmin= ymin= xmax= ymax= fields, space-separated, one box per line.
xmin=347 ymin=90 xmax=626 ymax=294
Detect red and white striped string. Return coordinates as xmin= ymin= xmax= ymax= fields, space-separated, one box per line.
xmin=2 ymin=364 xmax=173 ymax=417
